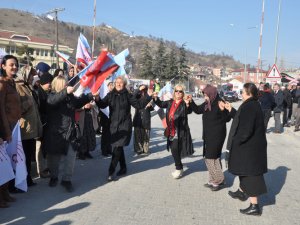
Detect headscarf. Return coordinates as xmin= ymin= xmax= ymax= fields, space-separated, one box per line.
xmin=203 ymin=84 xmax=218 ymax=111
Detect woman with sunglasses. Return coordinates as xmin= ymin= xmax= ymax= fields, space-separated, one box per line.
xmin=188 ymin=84 xmax=233 ymax=191
xmin=153 ymin=84 xmax=194 ymax=179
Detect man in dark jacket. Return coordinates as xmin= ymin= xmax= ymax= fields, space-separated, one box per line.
xmin=273 ymin=83 xmax=284 ymax=133
xmin=294 ymin=85 xmax=300 ymax=132
xmin=282 ymin=85 xmax=292 ymax=127
xmin=259 ymin=84 xmax=275 ymax=132
xmin=291 ymin=84 xmax=299 ymax=125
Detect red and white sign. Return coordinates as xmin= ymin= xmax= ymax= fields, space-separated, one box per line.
xmin=266 ymin=64 xmax=281 ymax=78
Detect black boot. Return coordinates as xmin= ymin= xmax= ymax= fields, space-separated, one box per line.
xmin=116 ymin=168 xmax=127 ymax=176
xmin=228 ymin=189 xmax=248 ymax=201
xmin=240 ymin=203 xmax=261 ymax=216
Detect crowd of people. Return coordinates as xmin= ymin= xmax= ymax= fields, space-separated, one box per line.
xmin=1 ymin=54 xmax=300 ymax=216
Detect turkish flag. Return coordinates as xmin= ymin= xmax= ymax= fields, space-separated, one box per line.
xmin=91 ymin=65 xmax=119 ymax=93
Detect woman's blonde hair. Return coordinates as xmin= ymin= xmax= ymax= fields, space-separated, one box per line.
xmin=51 ymin=75 xmax=66 ymax=93
xmin=173 ymin=83 xmax=186 ymax=99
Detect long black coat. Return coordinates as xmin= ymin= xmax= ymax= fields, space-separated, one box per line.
xmin=133 ymin=91 xmax=153 ymax=129
xmin=227 ymin=98 xmax=267 ymax=176
xmin=42 ymin=89 xmax=93 ymax=155
xmin=273 ymin=90 xmax=284 ymax=113
xmin=190 ymin=96 xmax=232 ymax=159
xmin=96 ymin=88 xmax=151 ymax=147
xmin=154 ymin=98 xmax=194 ymax=157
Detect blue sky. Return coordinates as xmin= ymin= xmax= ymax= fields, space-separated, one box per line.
xmin=2 ymin=0 xmax=300 ymax=69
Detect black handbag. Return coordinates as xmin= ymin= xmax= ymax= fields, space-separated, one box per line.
xmin=66 ymin=123 xmax=81 ymax=151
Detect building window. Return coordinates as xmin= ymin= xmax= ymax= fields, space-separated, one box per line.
xmin=45 ymin=50 xmax=48 ymax=57
xmin=36 ymin=49 xmax=40 ymax=56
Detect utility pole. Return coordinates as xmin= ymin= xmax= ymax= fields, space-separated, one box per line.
xmin=46 ymin=8 xmax=65 ymax=69
xmin=274 ymin=0 xmax=282 ymax=65
xmin=257 ymin=0 xmax=265 ymax=83
xmin=92 ymin=0 xmax=97 ymax=58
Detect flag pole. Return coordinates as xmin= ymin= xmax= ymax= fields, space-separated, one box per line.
xmin=92 ymin=0 xmax=97 ymax=59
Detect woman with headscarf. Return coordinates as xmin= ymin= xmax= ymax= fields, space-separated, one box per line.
xmin=153 ymin=84 xmax=194 ymax=179
xmin=0 ymin=55 xmax=22 ymax=207
xmin=189 ymin=84 xmax=233 ymax=191
xmin=14 ymin=65 xmax=43 ymax=187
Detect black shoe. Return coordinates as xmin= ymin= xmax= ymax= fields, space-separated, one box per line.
xmin=107 ymin=175 xmax=114 ymax=182
xmin=27 ymin=178 xmax=37 ymax=187
xmin=240 ymin=203 xmax=261 ymax=216
xmin=211 ymin=182 xmax=226 ymax=191
xmin=77 ymin=153 xmax=86 ymax=160
xmin=204 ymin=183 xmax=213 ymax=188
xmin=61 ymin=180 xmax=74 ymax=193
xmin=116 ymin=168 xmax=127 ymax=176
xmin=228 ymin=189 xmax=248 ymax=201
xmin=294 ymin=128 xmax=300 ymax=132
xmin=9 ymin=187 xmax=25 ymax=194
xmin=49 ymin=177 xmax=58 ymax=187
xmin=85 ymin=152 xmax=93 ymax=159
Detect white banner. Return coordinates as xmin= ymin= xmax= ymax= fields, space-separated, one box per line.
xmin=6 ymin=123 xmax=28 ymax=192
xmin=0 ymin=143 xmax=15 ymax=186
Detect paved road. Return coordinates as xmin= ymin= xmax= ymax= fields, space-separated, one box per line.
xmin=1 ymin=100 xmax=300 ymax=225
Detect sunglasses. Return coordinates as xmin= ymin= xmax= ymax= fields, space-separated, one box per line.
xmin=175 ymin=90 xmax=184 ymax=93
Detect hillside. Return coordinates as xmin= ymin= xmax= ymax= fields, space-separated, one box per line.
xmin=0 ymin=8 xmax=242 ymax=76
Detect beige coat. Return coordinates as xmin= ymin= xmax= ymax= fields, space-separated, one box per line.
xmin=15 ymin=66 xmax=42 ymax=140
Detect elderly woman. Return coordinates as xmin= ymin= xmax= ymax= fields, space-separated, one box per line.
xmin=0 ymin=55 xmax=22 ymax=207
xmin=189 ymin=84 xmax=232 ymax=191
xmin=15 ymin=65 xmax=43 ymax=187
xmin=153 ymin=84 xmax=194 ymax=179
xmin=95 ymin=76 xmax=152 ymax=181
xmin=43 ymin=76 xmax=94 ymax=192
xmin=225 ymin=83 xmax=267 ymax=216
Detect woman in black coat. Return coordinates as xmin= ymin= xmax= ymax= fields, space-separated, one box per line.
xmin=133 ymin=85 xmax=153 ymax=155
xmin=189 ymin=85 xmax=232 ymax=191
xmin=225 ymin=83 xmax=267 ymax=216
xmin=95 ymin=76 xmax=151 ymax=181
xmin=43 ymin=75 xmax=94 ymax=192
xmin=153 ymin=84 xmax=194 ymax=179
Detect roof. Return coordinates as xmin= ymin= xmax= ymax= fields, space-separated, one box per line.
xmin=0 ymin=30 xmax=53 ymax=45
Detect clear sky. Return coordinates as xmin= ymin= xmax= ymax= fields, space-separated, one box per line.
xmin=2 ymin=0 xmax=300 ymax=69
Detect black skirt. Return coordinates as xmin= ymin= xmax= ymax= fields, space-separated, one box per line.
xmin=239 ymin=175 xmax=267 ymax=196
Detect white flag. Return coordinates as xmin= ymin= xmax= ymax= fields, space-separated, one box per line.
xmin=0 ymin=143 xmax=15 ymax=186
xmin=99 ymin=81 xmax=110 ymax=117
xmin=6 ymin=123 xmax=28 ymax=192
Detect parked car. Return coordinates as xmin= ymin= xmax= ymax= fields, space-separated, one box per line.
xmin=223 ymin=91 xmax=239 ymax=102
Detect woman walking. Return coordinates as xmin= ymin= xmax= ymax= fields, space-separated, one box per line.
xmin=189 ymin=85 xmax=232 ymax=191
xmin=226 ymin=83 xmax=267 ymax=216
xmin=43 ymin=75 xmax=94 ymax=192
xmin=153 ymin=84 xmax=194 ymax=179
xmin=133 ymin=85 xmax=153 ymax=155
xmin=95 ymin=76 xmax=152 ymax=181
xmin=0 ymin=55 xmax=22 ymax=207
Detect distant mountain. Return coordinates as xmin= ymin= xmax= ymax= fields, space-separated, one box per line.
xmin=0 ymin=8 xmax=242 ymax=76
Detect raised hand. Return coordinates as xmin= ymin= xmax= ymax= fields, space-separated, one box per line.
xmin=152 ymin=92 xmax=158 ymax=99
xmin=224 ymin=101 xmax=232 ymax=112
xmin=67 ymin=86 xmax=74 ymax=94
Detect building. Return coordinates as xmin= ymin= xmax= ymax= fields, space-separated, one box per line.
xmin=0 ymin=29 xmax=73 ymax=68
xmin=229 ymin=68 xmax=267 ymax=83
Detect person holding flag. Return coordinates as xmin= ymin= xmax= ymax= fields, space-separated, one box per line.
xmin=95 ymin=76 xmax=152 ymax=182
xmin=42 ymin=76 xmax=96 ymax=192
xmin=0 ymin=55 xmax=22 ymax=206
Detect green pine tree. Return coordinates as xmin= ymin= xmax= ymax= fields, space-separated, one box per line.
xmin=17 ymin=44 xmax=35 ymax=65
xmin=153 ymin=40 xmax=168 ymax=80
xmin=178 ymin=43 xmax=190 ymax=82
xmin=140 ymin=42 xmax=153 ymax=79
xmin=165 ymin=48 xmax=178 ymax=80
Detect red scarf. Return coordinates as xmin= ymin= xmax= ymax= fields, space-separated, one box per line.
xmin=168 ymin=100 xmax=182 ymax=137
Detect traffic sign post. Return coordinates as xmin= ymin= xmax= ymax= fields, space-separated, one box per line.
xmin=266 ymin=64 xmax=281 ymax=84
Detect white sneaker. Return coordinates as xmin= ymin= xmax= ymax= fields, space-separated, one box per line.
xmin=172 ymin=169 xmax=183 ymax=179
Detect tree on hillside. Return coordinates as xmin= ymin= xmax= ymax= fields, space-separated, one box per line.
xmin=17 ymin=44 xmax=34 ymax=65
xmin=139 ymin=42 xmax=153 ymax=78
xmin=178 ymin=43 xmax=190 ymax=82
xmin=153 ymin=40 xmax=168 ymax=80
xmin=165 ymin=48 xmax=178 ymax=80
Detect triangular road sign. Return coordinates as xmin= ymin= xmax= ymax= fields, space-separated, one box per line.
xmin=267 ymin=64 xmax=281 ymax=78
